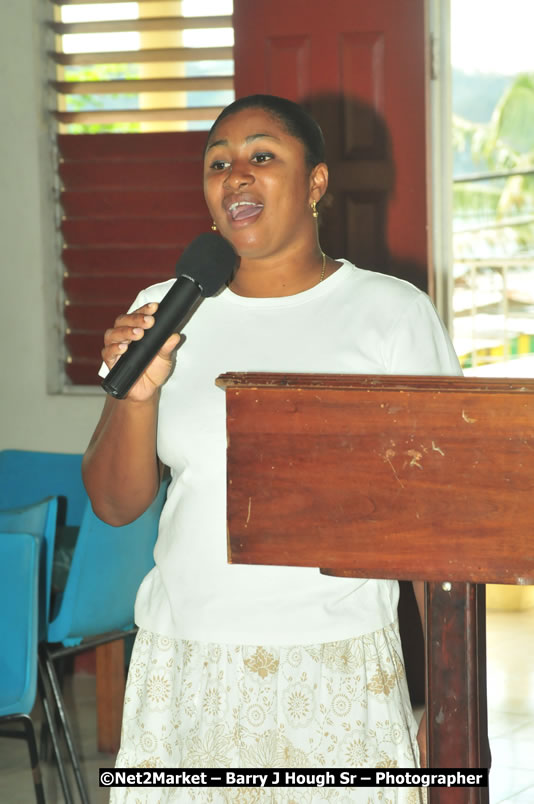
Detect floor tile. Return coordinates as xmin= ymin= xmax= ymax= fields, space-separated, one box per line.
xmin=500 ymin=787 xmax=534 ymax=804
xmin=490 ymin=767 xmax=534 ymax=803
xmin=490 ymin=731 xmax=534 ymax=770
xmin=487 ymin=711 xmax=532 ymax=740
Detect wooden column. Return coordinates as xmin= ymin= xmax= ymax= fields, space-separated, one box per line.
xmin=426 ymin=582 xmax=490 ymax=803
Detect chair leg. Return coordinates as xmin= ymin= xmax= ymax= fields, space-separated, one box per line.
xmin=39 ymin=656 xmax=67 ymax=763
xmin=20 ymin=714 xmax=47 ymax=804
xmin=38 ymin=654 xmax=75 ymax=804
xmin=40 ymin=645 xmax=90 ymax=804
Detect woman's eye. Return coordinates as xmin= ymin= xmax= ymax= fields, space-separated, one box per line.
xmin=252 ymin=152 xmax=274 ymax=164
xmin=210 ymin=159 xmax=229 ymax=171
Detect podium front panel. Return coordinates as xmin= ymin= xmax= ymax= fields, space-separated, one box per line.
xmin=217 ymin=372 xmax=534 ymax=584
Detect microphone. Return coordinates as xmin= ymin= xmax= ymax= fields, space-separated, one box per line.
xmin=101 ymin=233 xmax=237 ymax=399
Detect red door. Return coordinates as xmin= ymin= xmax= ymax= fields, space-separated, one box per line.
xmin=234 ymin=0 xmax=430 ymax=702
xmin=233 ymin=0 xmax=430 ymax=290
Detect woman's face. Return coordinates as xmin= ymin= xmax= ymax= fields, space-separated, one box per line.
xmin=203 ymin=107 xmax=323 ymax=260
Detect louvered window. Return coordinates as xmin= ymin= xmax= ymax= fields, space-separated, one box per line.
xmin=49 ymin=1 xmax=234 ymax=386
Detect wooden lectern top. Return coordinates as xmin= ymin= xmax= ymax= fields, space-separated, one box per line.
xmin=216 ymin=372 xmax=534 ymax=585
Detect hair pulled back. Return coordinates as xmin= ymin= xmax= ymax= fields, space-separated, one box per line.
xmin=206 ymin=94 xmax=325 ymax=169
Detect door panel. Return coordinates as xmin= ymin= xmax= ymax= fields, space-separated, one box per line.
xmin=233 ymin=0 xmax=430 ymax=702
xmin=233 ymin=0 xmax=429 ymax=289
xmin=266 ymin=36 xmax=312 ymax=99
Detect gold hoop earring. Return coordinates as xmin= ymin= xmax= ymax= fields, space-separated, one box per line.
xmin=311 ymin=201 xmax=319 ymax=218
xmin=211 ymin=221 xmax=217 ymax=231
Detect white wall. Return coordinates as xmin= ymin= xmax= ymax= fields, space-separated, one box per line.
xmin=0 ymin=0 xmax=104 ymax=453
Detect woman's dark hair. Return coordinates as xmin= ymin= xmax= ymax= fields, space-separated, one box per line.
xmin=206 ymin=94 xmax=325 ymax=169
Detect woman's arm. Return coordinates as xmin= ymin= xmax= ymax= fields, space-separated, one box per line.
xmin=82 ymin=301 xmax=179 ymax=526
xmin=82 ymin=394 xmax=161 ymax=526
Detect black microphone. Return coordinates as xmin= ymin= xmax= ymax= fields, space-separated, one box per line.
xmin=101 ymin=233 xmax=237 ymax=399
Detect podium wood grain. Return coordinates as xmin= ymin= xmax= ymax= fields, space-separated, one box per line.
xmin=218 ymin=373 xmax=534 ymax=584
xmin=217 ymin=372 xmax=534 ymax=803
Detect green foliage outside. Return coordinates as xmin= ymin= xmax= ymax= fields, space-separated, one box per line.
xmin=453 ymin=73 xmax=534 ymax=224
xmin=63 ymin=64 xmax=141 ymax=134
xmin=453 ymin=73 xmax=534 ymax=264
xmin=452 ymin=73 xmax=534 ymax=371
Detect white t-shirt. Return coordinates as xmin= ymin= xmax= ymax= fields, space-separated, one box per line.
xmin=103 ymin=259 xmax=462 ymax=645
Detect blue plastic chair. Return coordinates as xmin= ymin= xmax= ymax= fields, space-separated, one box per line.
xmin=41 ymin=480 xmax=168 ymax=804
xmin=0 ymin=493 xmax=58 ymax=641
xmin=0 ymin=451 xmax=86 ymax=529
xmin=0 ymin=497 xmax=61 ymax=804
xmin=0 ymin=450 xmax=168 ymax=804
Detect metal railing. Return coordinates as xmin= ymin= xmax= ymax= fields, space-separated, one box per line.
xmin=452 ymin=166 xmax=534 ymax=373
xmin=453 ymin=256 xmax=534 ymax=371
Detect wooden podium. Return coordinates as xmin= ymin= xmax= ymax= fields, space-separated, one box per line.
xmin=216 ymin=372 xmax=534 ymax=803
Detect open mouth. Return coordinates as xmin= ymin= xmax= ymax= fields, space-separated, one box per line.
xmin=227 ymin=200 xmax=264 ymax=222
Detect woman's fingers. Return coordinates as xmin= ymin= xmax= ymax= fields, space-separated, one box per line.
xmin=102 ymin=303 xmax=159 ymax=366
xmin=100 ymin=302 xmax=181 ymax=395
xmin=104 ymin=305 xmax=158 ymax=343
xmin=159 ymin=332 xmax=181 ymax=358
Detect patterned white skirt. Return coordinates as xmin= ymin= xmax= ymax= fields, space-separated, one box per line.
xmin=110 ymin=620 xmax=423 ymax=803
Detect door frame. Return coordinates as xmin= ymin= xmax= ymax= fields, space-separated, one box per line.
xmin=428 ymin=0 xmax=454 ymax=331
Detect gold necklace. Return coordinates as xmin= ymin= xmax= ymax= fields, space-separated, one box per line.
xmin=320 ymin=251 xmax=326 ymax=282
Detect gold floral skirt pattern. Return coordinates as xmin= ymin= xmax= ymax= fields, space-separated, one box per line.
xmin=110 ymin=621 xmax=423 ymax=803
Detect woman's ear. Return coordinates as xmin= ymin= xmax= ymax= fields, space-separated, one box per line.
xmin=309 ymin=162 xmax=329 ymax=205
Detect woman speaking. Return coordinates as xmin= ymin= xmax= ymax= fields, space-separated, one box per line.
xmin=83 ymin=94 xmax=461 ymax=802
